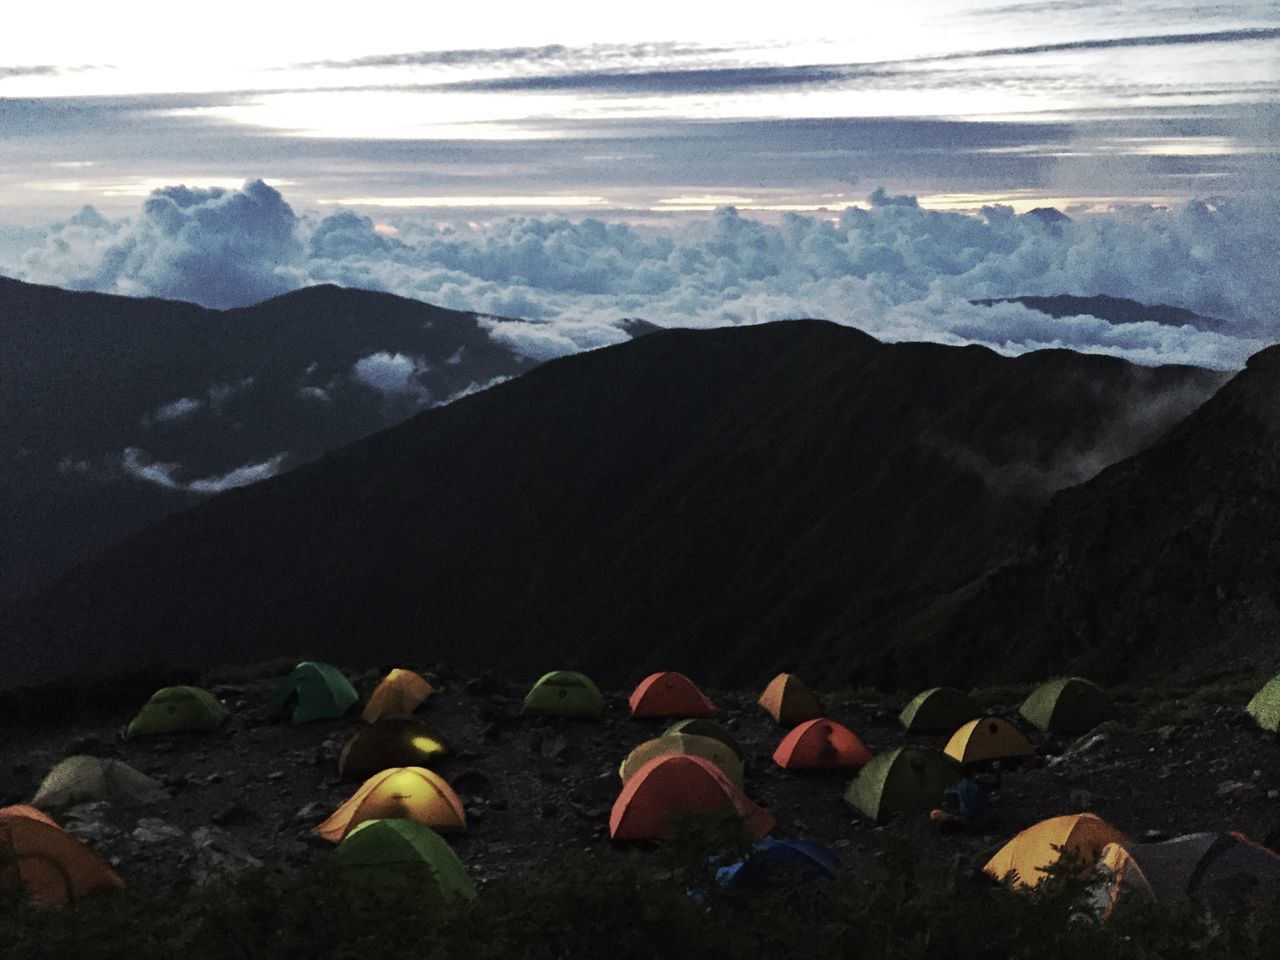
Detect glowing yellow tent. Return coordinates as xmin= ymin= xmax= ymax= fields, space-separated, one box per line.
xmin=361 ymin=668 xmax=434 ymax=724
xmin=619 ymin=733 xmax=745 ymax=788
xmin=984 ymin=813 xmax=1128 ymax=889
xmin=313 ymin=767 xmax=466 ymax=843
xmin=943 ymin=717 xmax=1036 ymax=766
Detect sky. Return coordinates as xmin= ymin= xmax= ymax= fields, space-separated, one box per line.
xmin=1 ymin=0 xmax=1278 ymax=368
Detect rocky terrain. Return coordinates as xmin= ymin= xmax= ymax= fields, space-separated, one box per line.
xmin=4 ymin=665 xmax=1279 ymax=894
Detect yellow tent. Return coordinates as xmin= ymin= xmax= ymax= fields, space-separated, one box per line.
xmin=313 ymin=767 xmax=466 ymax=843
xmin=361 ymin=668 xmax=434 ymax=724
xmin=985 ymin=813 xmax=1128 ymax=889
xmin=757 ymin=673 xmax=822 ymax=726
xmin=619 ymin=734 xmax=745 ymax=788
xmin=943 ymin=717 xmax=1036 ymax=766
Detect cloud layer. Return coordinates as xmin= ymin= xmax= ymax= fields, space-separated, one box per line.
xmin=9 ymin=180 xmax=1278 ymax=369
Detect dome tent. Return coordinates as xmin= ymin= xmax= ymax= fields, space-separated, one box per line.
xmin=844 ymin=747 xmax=960 ymax=824
xmin=943 ymin=717 xmax=1036 ymax=766
xmin=32 ymin=756 xmax=166 ymax=811
xmin=773 ymin=718 xmax=874 ymax=771
xmin=315 ymin=767 xmax=467 ymax=842
xmin=125 ymin=686 xmax=229 ymax=738
xmin=362 ymin=669 xmax=433 ymax=724
xmin=0 ymin=805 xmax=123 ymax=907
xmin=268 ymin=661 xmax=359 ymax=725
xmin=1246 ymin=675 xmax=1280 ymax=732
xmin=1019 ymin=678 xmax=1117 ymax=734
xmin=610 ymin=755 xmax=774 ymax=841
xmin=620 ymin=734 xmax=745 ymax=788
xmin=899 ymin=687 xmax=980 ymax=733
xmin=629 ymin=672 xmax=717 ymax=719
xmin=758 ymin=673 xmax=822 ymax=726
xmin=665 ymin=719 xmax=744 ymax=760
xmin=985 ymin=813 xmax=1128 ymax=890
xmin=338 ymin=717 xmax=450 ymax=780
xmin=334 ymin=819 xmax=474 ymax=903
xmin=522 ymin=670 xmax=606 ymax=719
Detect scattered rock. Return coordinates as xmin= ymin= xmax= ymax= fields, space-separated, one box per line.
xmin=211 ymin=802 xmax=255 ymax=826
xmin=191 ymin=827 xmax=261 ymax=884
xmin=1068 ymin=789 xmax=1102 ymax=809
xmin=267 ymin=771 xmax=285 ymax=781
xmin=1217 ymin=780 xmax=1258 ymax=798
xmin=540 ymin=735 xmax=569 ymax=760
xmin=294 ymin=801 xmax=329 ymax=822
xmin=133 ymin=818 xmax=187 ymax=844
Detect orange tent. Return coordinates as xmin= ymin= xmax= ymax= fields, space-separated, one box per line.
xmin=628 ymin=672 xmax=717 ymax=719
xmin=772 ymin=718 xmax=874 ymax=771
xmin=313 ymin=767 xmax=466 ymax=843
xmin=609 ymin=754 xmax=775 ymax=841
xmin=361 ymin=668 xmax=434 ymax=724
xmin=758 ymin=673 xmax=822 ymax=726
xmin=0 ymin=804 xmax=122 ymax=908
xmin=984 ymin=813 xmax=1128 ymax=889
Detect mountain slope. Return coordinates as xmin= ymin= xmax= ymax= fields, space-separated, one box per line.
xmin=899 ymin=343 xmax=1280 ymax=685
xmin=1 ymin=320 xmax=1224 ymax=687
xmin=0 ymin=278 xmax=546 ymax=602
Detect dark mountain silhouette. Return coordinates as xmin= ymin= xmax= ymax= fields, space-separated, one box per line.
xmin=1 ymin=320 xmax=1224 ymax=688
xmin=971 ymin=293 xmax=1227 ymax=332
xmin=0 ymin=278 xmax=558 ymax=602
xmin=888 ymin=342 xmax=1280 ymax=686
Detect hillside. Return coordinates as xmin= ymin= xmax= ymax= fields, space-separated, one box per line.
xmin=0 ymin=278 xmax=549 ymax=602
xmin=902 ymin=343 xmax=1280 ymax=685
xmin=0 ymin=320 xmax=1223 ymax=687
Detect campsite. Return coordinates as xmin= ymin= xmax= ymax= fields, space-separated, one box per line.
xmin=6 ymin=660 xmax=1280 ymax=956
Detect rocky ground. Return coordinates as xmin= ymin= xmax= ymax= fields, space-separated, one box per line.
xmin=4 ymin=667 xmax=1279 ymax=895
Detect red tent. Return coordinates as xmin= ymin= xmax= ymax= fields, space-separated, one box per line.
xmin=628 ymin=672 xmax=717 ymax=718
xmin=610 ymin=754 xmax=775 ymax=840
xmin=772 ymin=718 xmax=875 ymax=771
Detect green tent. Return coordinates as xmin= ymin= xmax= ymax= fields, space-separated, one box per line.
xmin=844 ymin=747 xmax=960 ymax=824
xmin=522 ymin=671 xmax=605 ymax=719
xmin=899 ymin=687 xmax=981 ymax=733
xmin=335 ymin=819 xmax=475 ymax=902
xmin=1246 ymin=676 xmax=1280 ymax=732
xmin=1019 ymin=677 xmax=1117 ymax=734
xmin=126 ymin=686 xmax=229 ymax=738
xmin=268 ymin=661 xmax=358 ymax=725
xmin=665 ymin=719 xmax=745 ymax=760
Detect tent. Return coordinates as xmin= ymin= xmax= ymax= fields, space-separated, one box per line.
xmin=1019 ymin=677 xmax=1117 ymax=734
xmin=362 ymin=669 xmax=433 ymax=724
xmin=1245 ymin=676 xmax=1280 ymax=732
xmin=772 ymin=718 xmax=874 ymax=771
xmin=334 ymin=819 xmax=475 ymax=902
xmin=665 ymin=719 xmax=744 ymax=760
xmin=267 ymin=661 xmax=359 ymax=725
xmin=628 ymin=672 xmax=717 ymax=719
xmin=1098 ymin=833 xmax=1280 ymax=917
xmin=844 ymin=747 xmax=960 ymax=824
xmin=984 ymin=813 xmax=1128 ymax=889
xmin=758 ymin=673 xmax=822 ymax=726
xmin=716 ymin=837 xmax=841 ymax=891
xmin=32 ymin=756 xmax=166 ymax=811
xmin=315 ymin=767 xmax=467 ymax=842
xmin=943 ymin=717 xmax=1036 ymax=766
xmin=610 ymin=755 xmax=775 ymax=841
xmin=338 ymin=717 xmax=450 ymax=780
xmin=522 ymin=671 xmax=605 ymax=720
xmin=898 ymin=687 xmax=980 ymax=733
xmin=0 ymin=805 xmax=123 ymax=907
xmin=620 ymin=734 xmax=745 ymax=788
xmin=125 ymin=686 xmax=229 ymax=739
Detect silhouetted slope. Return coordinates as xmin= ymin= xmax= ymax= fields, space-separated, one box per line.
xmin=0 ymin=277 xmax=538 ymax=601
xmin=907 ymin=344 xmax=1280 ymax=685
xmin=2 ymin=321 xmax=1223 ymax=687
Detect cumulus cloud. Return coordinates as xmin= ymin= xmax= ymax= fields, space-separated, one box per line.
xmin=121 ymin=447 xmax=287 ymax=493
xmin=15 ymin=182 xmax=1280 ymax=370
xmin=20 ymin=179 xmax=304 ymax=309
xmin=352 ymin=351 xmax=431 ymax=401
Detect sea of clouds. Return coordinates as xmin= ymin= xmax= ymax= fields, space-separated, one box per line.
xmin=8 ymin=179 xmax=1278 ymax=369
